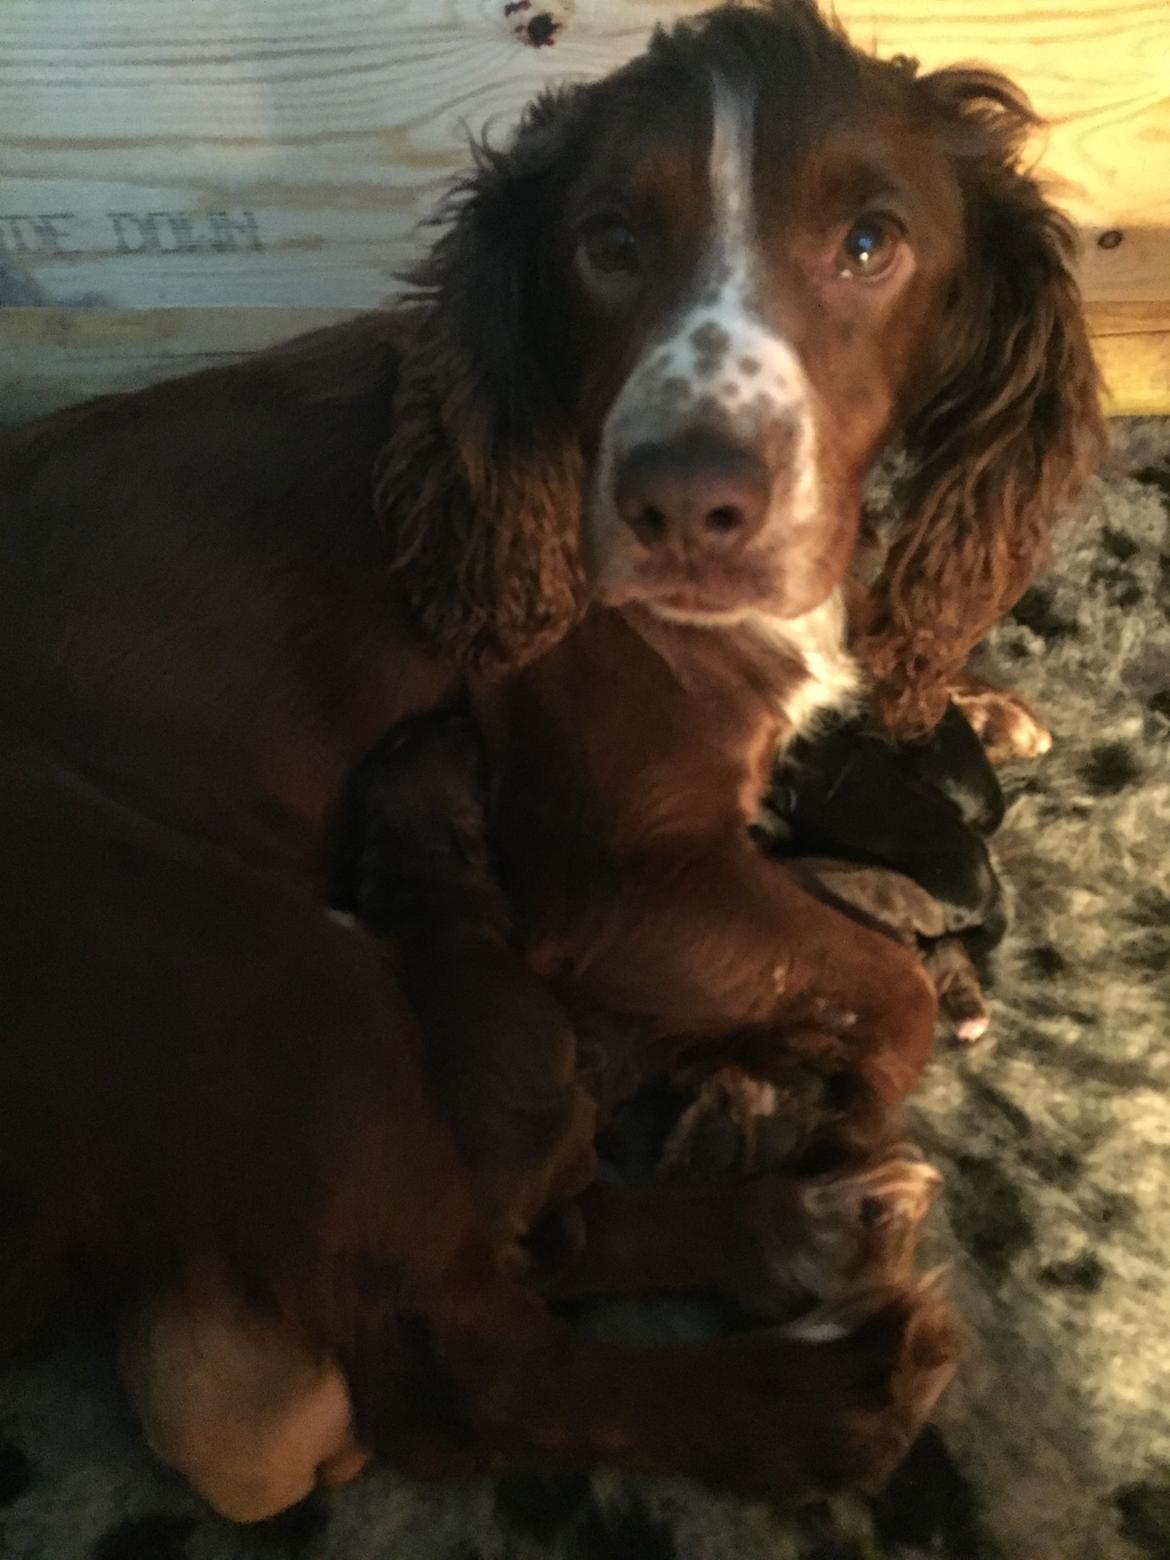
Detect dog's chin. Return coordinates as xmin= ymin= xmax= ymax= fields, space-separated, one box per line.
xmin=596 ymin=572 xmax=831 ymax=628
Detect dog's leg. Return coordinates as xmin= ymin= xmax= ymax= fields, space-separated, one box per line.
xmin=539 ymin=833 xmax=940 ymax=1154
xmin=653 ymin=858 xmax=989 ymax=1172
xmin=92 ymin=860 xmax=939 ymax=1517
xmin=119 ymin=1266 xmax=370 ymax=1524
xmin=122 ymin=1251 xmax=955 ymax=1506
xmin=440 ymin=1266 xmax=957 ymax=1499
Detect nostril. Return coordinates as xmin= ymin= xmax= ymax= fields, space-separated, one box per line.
xmin=705 ymin=504 xmax=744 ymax=536
xmin=613 ymin=434 xmax=772 ymax=553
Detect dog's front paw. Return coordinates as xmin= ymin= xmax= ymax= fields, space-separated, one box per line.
xmin=793 ymin=1145 xmax=941 ymax=1296
xmin=724 ymin=1144 xmax=941 ymax=1320
xmin=705 ymin=1279 xmax=957 ymax=1498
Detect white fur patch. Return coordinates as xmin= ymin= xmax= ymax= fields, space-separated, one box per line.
xmin=743 ymin=592 xmax=860 ymax=736
xmin=779 ymin=1309 xmax=853 ymax=1344
xmin=587 ymin=74 xmax=821 ymax=585
xmin=649 ymin=589 xmax=859 ymax=737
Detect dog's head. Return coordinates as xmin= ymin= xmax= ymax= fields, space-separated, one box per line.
xmin=382 ymin=0 xmax=1101 ymax=726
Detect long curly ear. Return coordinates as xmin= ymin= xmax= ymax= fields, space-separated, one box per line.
xmin=855 ymin=68 xmax=1105 ymax=732
xmin=376 ymin=91 xmax=588 ymax=675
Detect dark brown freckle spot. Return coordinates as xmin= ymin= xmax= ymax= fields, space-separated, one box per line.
xmin=739 ymin=356 xmax=760 ymax=376
xmin=719 ymin=381 xmax=741 ymax=399
xmin=691 ymin=322 xmax=730 ymax=357
xmin=690 ymin=394 xmax=734 ymax=432
xmin=659 ymin=376 xmax=691 ymax=402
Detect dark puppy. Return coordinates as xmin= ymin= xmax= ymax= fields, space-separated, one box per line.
xmin=766 ymin=702 xmax=1007 ymax=945
xmin=757 ymin=698 xmax=1005 ymax=1056
xmin=333 ymin=713 xmax=598 ymax=1249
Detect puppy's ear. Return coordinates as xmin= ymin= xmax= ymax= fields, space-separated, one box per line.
xmin=855 ymin=69 xmax=1104 ymax=732
xmin=377 ymin=90 xmax=588 ymax=675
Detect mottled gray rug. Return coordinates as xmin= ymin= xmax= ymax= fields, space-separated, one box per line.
xmin=2 ymin=420 xmax=1168 ymax=1560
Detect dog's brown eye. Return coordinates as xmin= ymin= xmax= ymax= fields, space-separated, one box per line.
xmin=581 ymin=217 xmax=640 ymax=277
xmin=836 ymin=216 xmax=902 ymax=280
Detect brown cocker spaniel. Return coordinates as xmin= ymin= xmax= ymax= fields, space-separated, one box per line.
xmin=0 ymin=0 xmax=1101 ymax=1523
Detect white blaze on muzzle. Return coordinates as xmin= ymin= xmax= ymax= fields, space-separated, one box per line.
xmin=591 ymin=73 xmax=821 ymax=571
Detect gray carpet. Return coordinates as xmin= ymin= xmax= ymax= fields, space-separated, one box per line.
xmin=2 ymin=420 xmax=1168 ymax=1560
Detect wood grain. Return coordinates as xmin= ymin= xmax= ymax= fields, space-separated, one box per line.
xmin=0 ymin=0 xmax=1165 ymax=410
xmin=1 ymin=303 xmax=1163 ymax=424
xmin=1 ymin=0 xmax=1166 ymax=310
xmin=0 ymin=307 xmax=352 ymax=421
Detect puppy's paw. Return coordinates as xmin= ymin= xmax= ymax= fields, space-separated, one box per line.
xmin=951 ymin=686 xmax=1051 ymax=765
xmin=659 ymin=1029 xmax=864 ymax=1182
xmin=924 ymin=937 xmax=990 ymax=1043
xmin=658 ymin=1065 xmax=800 ymax=1180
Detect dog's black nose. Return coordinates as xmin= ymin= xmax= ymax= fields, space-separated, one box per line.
xmin=614 ymin=434 xmax=771 ymax=553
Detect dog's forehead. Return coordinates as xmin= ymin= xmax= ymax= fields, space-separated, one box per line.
xmin=565 ymin=75 xmax=713 ymax=220
xmin=572 ymin=44 xmax=907 ymax=233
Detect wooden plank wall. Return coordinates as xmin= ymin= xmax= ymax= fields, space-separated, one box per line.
xmin=1 ymin=0 xmax=1167 ymax=420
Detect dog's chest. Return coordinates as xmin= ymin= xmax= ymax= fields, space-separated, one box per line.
xmin=736 ymin=600 xmax=860 ymax=742
xmin=488 ymin=600 xmax=860 ymax=858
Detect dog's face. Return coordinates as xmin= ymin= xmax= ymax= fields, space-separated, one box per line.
xmin=396 ymin=0 xmax=1100 ymax=720
xmin=541 ymin=18 xmax=964 ymax=623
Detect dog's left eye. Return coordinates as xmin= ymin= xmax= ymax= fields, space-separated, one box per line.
xmin=835 ymin=215 xmax=903 ymax=281
xmin=580 ymin=216 xmax=640 ymax=277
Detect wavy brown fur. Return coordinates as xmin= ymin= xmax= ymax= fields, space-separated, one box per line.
xmin=854 ymin=66 xmax=1105 ymax=731
xmin=375 ymin=341 xmax=584 ymax=677
xmin=377 ymin=96 xmax=592 ymax=676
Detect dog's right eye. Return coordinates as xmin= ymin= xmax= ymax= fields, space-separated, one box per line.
xmin=579 ymin=216 xmax=640 ymax=278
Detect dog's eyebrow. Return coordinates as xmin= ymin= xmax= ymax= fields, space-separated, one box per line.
xmin=582 ymin=135 xmax=709 ymax=224
xmin=805 ymin=148 xmax=919 ymax=222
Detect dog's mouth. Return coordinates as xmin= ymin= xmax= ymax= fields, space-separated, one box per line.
xmin=598 ymin=553 xmax=821 ymax=623
xmin=601 ymin=574 xmax=771 ymax=620
xmin=644 ymin=585 xmax=768 ymax=621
